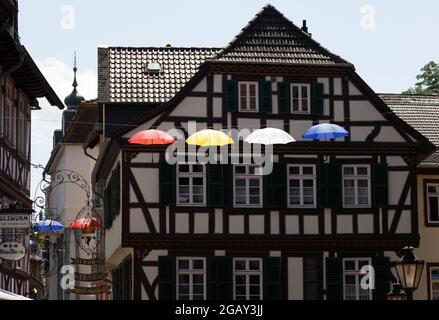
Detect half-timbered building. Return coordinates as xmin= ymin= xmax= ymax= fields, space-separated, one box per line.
xmin=93 ymin=5 xmax=435 ymax=300
xmin=0 ymin=0 xmax=64 ymax=297
xmin=382 ymin=94 xmax=439 ymax=300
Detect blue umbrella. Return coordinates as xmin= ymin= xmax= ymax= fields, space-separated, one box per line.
xmin=33 ymin=220 xmax=64 ymax=233
xmin=303 ymin=123 xmax=350 ymax=140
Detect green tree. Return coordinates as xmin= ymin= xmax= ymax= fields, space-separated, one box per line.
xmin=404 ymin=61 xmax=439 ymax=94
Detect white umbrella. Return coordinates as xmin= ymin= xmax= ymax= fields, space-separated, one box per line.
xmin=0 ymin=289 xmax=32 ymax=300
xmin=244 ymin=128 xmax=295 ymax=145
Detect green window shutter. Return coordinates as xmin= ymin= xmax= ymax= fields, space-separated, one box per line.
xmin=303 ymin=256 xmax=321 ymax=300
xmin=264 ymin=162 xmax=287 ymax=208
xmin=226 ymin=80 xmax=238 ymax=112
xmin=319 ymin=164 xmax=342 ymax=208
xmin=372 ymin=256 xmax=390 ymax=300
xmin=104 ymin=187 xmax=111 ymax=229
xmin=158 ymin=256 xmax=176 ymax=300
xmin=264 ymin=257 xmax=282 ymax=300
xmin=277 ymin=82 xmax=289 ymax=114
xmin=312 ymin=82 xmax=324 ymax=115
xmin=207 ymin=164 xmax=223 ymax=207
xmin=372 ymin=164 xmax=389 ymax=207
xmin=222 ymin=164 xmax=233 ymax=208
xmin=159 ymin=162 xmax=176 ymax=206
xmin=208 ymin=256 xmax=233 ymax=300
xmin=326 ymin=257 xmax=342 ymax=300
xmin=260 ymin=80 xmax=272 ymax=113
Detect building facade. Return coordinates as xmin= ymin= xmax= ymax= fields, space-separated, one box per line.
xmin=44 ymin=65 xmax=101 ymax=299
xmin=0 ymin=0 xmax=63 ymax=297
xmin=382 ymin=94 xmax=439 ymax=300
xmin=93 ymin=5 xmax=435 ymax=300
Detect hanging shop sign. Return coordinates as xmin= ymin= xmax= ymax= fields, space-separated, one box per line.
xmin=70 ymin=257 xmax=105 ymax=265
xmin=67 ymin=284 xmax=111 ymax=295
xmin=0 ymin=214 xmax=30 ymax=229
xmin=75 ymin=272 xmax=106 ymax=282
xmin=0 ymin=242 xmax=26 ymax=260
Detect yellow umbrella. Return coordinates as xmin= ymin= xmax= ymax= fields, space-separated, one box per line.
xmin=186 ymin=129 xmax=234 ymax=147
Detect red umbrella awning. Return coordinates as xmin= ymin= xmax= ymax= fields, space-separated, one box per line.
xmin=128 ymin=129 xmax=175 ymax=145
xmin=68 ymin=217 xmax=102 ymax=230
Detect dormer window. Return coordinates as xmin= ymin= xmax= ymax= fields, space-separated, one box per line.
xmin=238 ymin=81 xmax=259 ymax=112
xmin=146 ymin=62 xmax=161 ymax=75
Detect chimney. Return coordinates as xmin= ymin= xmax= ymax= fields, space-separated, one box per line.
xmin=301 ymin=20 xmax=310 ymax=36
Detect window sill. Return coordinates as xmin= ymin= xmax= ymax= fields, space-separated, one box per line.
xmin=176 ymin=203 xmax=207 ymax=208
xmin=342 ymin=205 xmax=371 ymax=209
xmin=233 ymin=204 xmax=263 ymax=208
xmin=238 ymin=109 xmax=260 ymax=113
xmin=424 ymin=222 xmax=439 ymax=228
xmin=288 ymin=205 xmax=317 ymax=209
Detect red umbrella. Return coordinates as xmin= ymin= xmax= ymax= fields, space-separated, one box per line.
xmin=69 ymin=217 xmax=102 ymax=230
xmin=128 ymin=129 xmax=175 ymax=145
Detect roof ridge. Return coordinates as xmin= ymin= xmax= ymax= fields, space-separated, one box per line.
xmin=211 ymin=4 xmax=351 ymax=65
xmin=107 ymin=46 xmax=221 ymax=50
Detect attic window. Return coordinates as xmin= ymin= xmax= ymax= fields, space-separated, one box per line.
xmin=146 ymin=62 xmax=161 ymax=75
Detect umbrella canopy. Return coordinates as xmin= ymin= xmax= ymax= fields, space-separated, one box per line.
xmin=128 ymin=129 xmax=175 ymax=145
xmin=303 ymin=123 xmax=350 ymax=140
xmin=244 ymin=128 xmax=295 ymax=145
xmin=34 ymin=220 xmax=64 ymax=233
xmin=68 ymin=217 xmax=102 ymax=230
xmin=186 ymin=129 xmax=234 ymax=147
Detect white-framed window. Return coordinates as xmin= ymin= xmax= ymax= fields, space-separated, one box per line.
xmin=238 ymin=81 xmax=259 ymax=112
xmin=233 ymin=165 xmax=263 ymax=207
xmin=342 ymin=165 xmax=370 ymax=207
xmin=427 ymin=184 xmax=439 ymax=223
xmin=177 ymin=164 xmax=206 ymax=206
xmin=176 ymin=257 xmax=206 ymax=300
xmin=288 ymin=164 xmax=316 ymax=207
xmin=430 ymin=267 xmax=439 ymax=300
xmin=343 ymin=258 xmax=372 ymax=300
xmin=290 ymin=83 xmax=310 ymax=114
xmin=233 ymin=258 xmax=263 ymax=300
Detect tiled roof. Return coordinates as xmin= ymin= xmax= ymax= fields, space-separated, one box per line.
xmin=212 ymin=4 xmax=350 ymax=65
xmin=379 ymin=93 xmax=439 ymax=167
xmin=98 ymin=47 xmax=219 ymax=103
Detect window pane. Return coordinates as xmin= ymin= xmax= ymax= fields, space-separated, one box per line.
xmin=289 ymin=166 xmax=300 ymax=175
xmin=235 ymin=166 xmax=246 ymax=174
xmin=292 ymin=99 xmax=299 ymax=111
xmin=344 ymin=167 xmax=354 ymax=175
xmin=235 ymin=179 xmax=246 ymax=187
xmin=302 ymin=98 xmax=308 ymax=111
xmin=303 ymin=166 xmax=313 ymax=175
xmin=249 ymin=260 xmax=260 ymax=270
xmin=235 ymin=285 xmax=246 ymax=295
xmin=292 ymin=86 xmax=299 ymax=98
xmin=240 ymin=84 xmax=247 ymax=95
xmin=249 ymin=275 xmax=260 ymax=284
xmin=249 ymin=97 xmax=256 ymax=110
xmin=192 ymin=165 xmax=204 ymax=172
xmin=193 ymin=177 xmax=204 ymax=186
xmin=289 ymin=180 xmax=300 ymax=188
xmin=301 ymin=86 xmax=308 ymax=98
xmin=193 ymin=284 xmax=204 ymax=294
xmin=303 ymin=179 xmax=314 ymax=188
xmin=235 ymin=196 xmax=246 ymax=204
xmin=193 ymin=259 xmax=204 ymax=270
xmin=235 ymin=275 xmax=246 ymax=285
xmin=248 ymin=167 xmax=256 ymax=175
xmin=344 ymin=180 xmax=354 ymax=188
xmin=179 ymin=165 xmax=189 ymax=172
xmin=344 ymin=260 xmax=356 ymax=271
xmin=235 ymin=260 xmax=246 ymax=270
xmin=357 ymin=167 xmax=368 ymax=175
xmin=249 ymin=196 xmax=260 ymax=205
xmin=249 ymin=84 xmax=256 ymax=96
xmin=249 ymin=187 xmax=260 ymax=195
xmin=179 ymin=177 xmax=189 ymax=185
xmin=358 ymin=180 xmax=368 ymax=188
xmin=249 ymin=179 xmax=260 ymax=187
xmin=429 ymin=196 xmax=439 ymax=222
xmin=240 ymin=97 xmax=247 ymax=109
xmin=178 ymin=274 xmax=190 ymax=284
xmin=178 ymin=294 xmax=190 ymax=300
xmin=428 ymin=186 xmax=438 ymax=194
xmin=250 ymin=285 xmax=260 ymax=295
xmin=178 ymin=260 xmax=189 ymax=270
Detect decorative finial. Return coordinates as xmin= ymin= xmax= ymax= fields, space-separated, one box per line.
xmin=73 ymin=51 xmax=78 ymax=89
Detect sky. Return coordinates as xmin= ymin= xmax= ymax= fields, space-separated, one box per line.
xmin=18 ymin=0 xmax=439 ymax=195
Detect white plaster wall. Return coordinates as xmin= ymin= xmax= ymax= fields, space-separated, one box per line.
xmin=192 ymin=77 xmax=207 ymax=92
xmin=388 ymin=171 xmax=409 ymax=205
xmin=350 ymin=126 xmax=374 ymax=142
xmin=170 ymin=97 xmax=207 ymax=117
xmin=349 ymin=101 xmax=385 ymax=121
xmin=290 ymin=120 xmax=313 ymax=141
xmin=130 ymin=168 xmax=159 ymax=203
xmin=337 ymin=215 xmax=353 ymax=234
xmin=348 ymin=81 xmax=362 ymax=95
xmin=374 ymin=127 xmax=406 ymax=142
xmin=213 ymin=74 xmax=222 ymax=93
